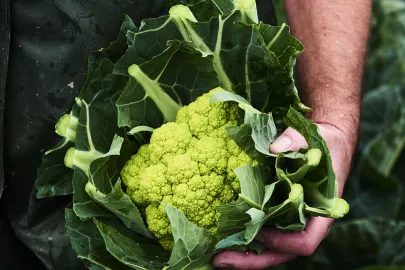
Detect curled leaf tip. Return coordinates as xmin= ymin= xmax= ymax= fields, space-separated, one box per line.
xmin=169 ymin=4 xmax=197 ymax=22
xmin=289 ymin=183 xmax=304 ymax=201
xmin=84 ymin=182 xmax=96 ymax=194
xmin=64 ymin=147 xmax=76 ymax=169
xmin=55 ymin=113 xmax=79 ymax=141
xmin=128 ymin=64 xmax=141 ymax=76
xmin=234 ymin=0 xmax=256 ymax=9
xmin=330 ymin=198 xmax=350 ymax=218
xmin=307 ymin=148 xmax=322 ymax=167
xmin=55 ymin=114 xmax=71 ymax=137
xmin=233 ymin=0 xmax=258 ymax=23
xmin=75 ymin=97 xmax=82 ymax=107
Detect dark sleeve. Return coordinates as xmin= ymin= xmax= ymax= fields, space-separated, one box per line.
xmin=1 ymin=3 xmax=44 ymax=269
xmin=0 ymin=0 xmax=9 ymax=200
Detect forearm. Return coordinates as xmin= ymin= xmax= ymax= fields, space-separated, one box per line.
xmin=284 ymin=0 xmax=372 ymax=150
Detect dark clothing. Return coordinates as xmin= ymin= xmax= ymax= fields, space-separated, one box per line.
xmin=0 ymin=1 xmax=276 ymax=269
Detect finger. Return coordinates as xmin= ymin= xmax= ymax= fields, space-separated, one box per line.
xmin=255 ymin=217 xmax=334 ymax=257
xmin=270 ymin=127 xmax=309 ymax=154
xmin=212 ymin=249 xmax=297 ymax=270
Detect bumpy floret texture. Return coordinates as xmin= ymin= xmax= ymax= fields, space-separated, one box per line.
xmin=121 ymin=88 xmax=257 ymax=250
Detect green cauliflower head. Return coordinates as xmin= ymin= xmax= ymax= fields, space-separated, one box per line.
xmin=121 ymin=88 xmax=257 ymax=250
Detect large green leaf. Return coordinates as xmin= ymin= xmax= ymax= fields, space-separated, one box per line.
xmin=181 ymin=11 xmax=303 ymax=113
xmin=215 ymin=231 xmax=247 ymax=250
xmin=75 ymin=133 xmax=148 ymax=235
xmin=216 ymin=165 xmax=315 ymax=250
xmin=114 ymin=15 xmax=183 ymax=76
xmin=164 ymin=204 xmax=216 ymax=270
xmin=35 ymin=141 xmax=75 ymax=198
xmin=259 ymin=23 xmax=303 ymax=68
xmin=216 ymin=198 xmax=251 ymax=237
xmin=247 ymin=112 xmax=278 ymax=156
xmin=210 ymin=90 xmax=277 ymax=158
xmin=235 ymin=164 xmax=269 ymax=208
xmin=97 ymin=15 xmax=137 ymax=64
xmin=123 ymin=6 xmax=302 ymax=116
xmin=114 ymin=1 xmax=251 ymax=77
xmin=258 ymin=23 xmax=309 ymax=116
xmin=226 ymin=124 xmax=263 ymax=160
xmin=114 ymin=0 xmax=258 ymax=76
xmin=115 ymin=4 xmax=307 ymax=133
xmin=70 ymin=59 xmax=128 ymax=220
xmin=216 ymin=199 xmax=291 ymax=250
xmin=65 ymin=209 xmax=131 ymax=270
xmin=94 ymin=219 xmax=169 ymax=269
xmin=34 ymin=101 xmax=80 ymax=198
xmin=116 ymin=41 xmax=218 ymax=129
xmin=35 ymin=16 xmax=134 ymax=200
xmin=86 ymin=178 xmax=152 ymax=238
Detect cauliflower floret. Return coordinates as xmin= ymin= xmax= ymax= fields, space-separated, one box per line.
xmin=121 ymin=145 xmax=151 ymax=205
xmin=145 ymin=204 xmax=173 ymax=250
xmin=148 ymin=122 xmax=192 ymax=163
xmin=176 ymin=88 xmax=243 ymax=139
xmin=217 ymin=184 xmax=235 ymax=204
xmin=172 ymin=181 xmax=217 ymax=228
xmin=166 ymin=154 xmax=199 ymax=185
xmin=121 ymin=144 xmax=150 ymax=187
xmin=121 ymin=88 xmax=257 ymax=251
xmin=189 ymin=137 xmax=229 ymax=175
xmin=137 ymin=164 xmax=172 ymax=204
xmin=203 ymin=173 xmax=225 ymax=197
xmin=227 ymin=138 xmax=242 ymax=157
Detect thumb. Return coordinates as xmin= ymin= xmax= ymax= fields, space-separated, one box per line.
xmin=270 ymin=128 xmax=308 ymax=154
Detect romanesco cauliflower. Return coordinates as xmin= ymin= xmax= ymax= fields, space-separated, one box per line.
xmin=121 ymin=88 xmax=257 ymax=250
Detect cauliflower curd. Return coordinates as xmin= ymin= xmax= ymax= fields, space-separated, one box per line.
xmin=121 ymin=88 xmax=257 ymax=250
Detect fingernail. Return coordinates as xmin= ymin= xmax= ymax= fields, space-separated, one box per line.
xmin=216 ymin=264 xmax=236 ymax=270
xmin=271 ymin=135 xmax=293 ymax=152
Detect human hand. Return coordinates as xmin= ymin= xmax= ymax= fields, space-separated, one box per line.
xmin=212 ymin=123 xmax=355 ymax=270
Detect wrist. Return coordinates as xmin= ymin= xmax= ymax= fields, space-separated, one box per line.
xmin=307 ymin=103 xmax=360 ymax=155
xmin=301 ymin=85 xmax=361 ymax=152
